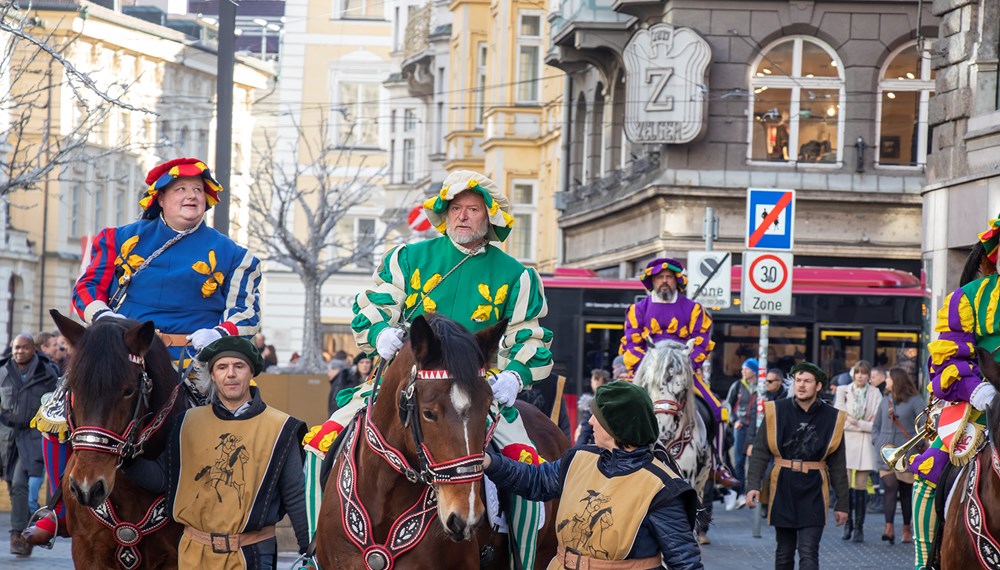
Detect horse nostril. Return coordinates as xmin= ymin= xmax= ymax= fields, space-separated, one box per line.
xmin=91 ymin=479 xmax=106 ymax=504
xmin=446 ymin=513 xmax=466 ymax=537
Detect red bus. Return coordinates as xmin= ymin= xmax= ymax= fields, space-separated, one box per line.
xmin=540 ymin=266 xmax=929 ymax=400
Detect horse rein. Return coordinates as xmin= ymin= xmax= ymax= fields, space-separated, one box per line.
xmin=364 ymin=364 xmax=497 ymax=487
xmin=68 ymin=353 xmax=182 ymax=467
xmin=653 ymin=388 xmax=688 ymax=417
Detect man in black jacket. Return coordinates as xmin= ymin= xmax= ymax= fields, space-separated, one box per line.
xmin=0 ymin=334 xmax=59 ymax=557
xmin=124 ymin=337 xmax=309 ymax=568
xmin=745 ymin=362 xmax=850 ymax=570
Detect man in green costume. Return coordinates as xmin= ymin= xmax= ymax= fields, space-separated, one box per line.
xmin=302 ymin=170 xmax=553 ymax=568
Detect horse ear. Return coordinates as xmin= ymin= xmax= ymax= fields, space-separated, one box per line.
xmin=976 ymin=346 xmax=1000 ymax=388
xmin=476 ymin=318 xmax=509 ymax=365
xmin=50 ymin=309 xmax=86 ymax=348
xmin=409 ymin=316 xmax=442 ymax=367
xmin=123 ymin=321 xmax=157 ymax=357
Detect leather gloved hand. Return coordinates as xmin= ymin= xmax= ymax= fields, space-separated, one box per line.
xmin=375 ymin=328 xmax=406 ymax=361
xmin=490 ymin=370 xmax=522 ymax=407
xmin=188 ymin=327 xmax=226 ymax=352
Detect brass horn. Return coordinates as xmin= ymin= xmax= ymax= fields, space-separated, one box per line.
xmin=880 ymin=396 xmax=939 ymax=473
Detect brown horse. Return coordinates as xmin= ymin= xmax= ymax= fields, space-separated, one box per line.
xmin=316 ymin=315 xmax=568 ymax=569
xmin=940 ymin=346 xmax=1000 ymax=569
xmin=52 ymin=310 xmax=184 ymax=569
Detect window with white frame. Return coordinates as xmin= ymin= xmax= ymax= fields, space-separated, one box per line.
xmin=748 ymin=37 xmax=844 ymax=165
xmin=341 ymin=0 xmax=382 ymax=19
xmin=403 ymin=108 xmax=416 ymax=131
xmin=338 ymin=81 xmax=381 ymax=147
xmin=877 ymin=42 xmax=935 ymax=167
xmin=354 ymin=217 xmax=378 ymax=268
xmin=402 ymin=139 xmax=415 ymax=183
xmin=509 ymin=180 xmax=537 ymax=261
xmin=476 ymin=43 xmax=487 ymax=127
xmin=516 ymin=13 xmax=543 ymax=104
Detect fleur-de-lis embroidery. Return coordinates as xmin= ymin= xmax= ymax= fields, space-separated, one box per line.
xmin=404 ymin=269 xmax=442 ymax=313
xmin=115 ymin=236 xmax=145 ymax=285
xmin=472 ymin=283 xmax=508 ymax=322
xmin=192 ymin=250 xmax=225 ymax=298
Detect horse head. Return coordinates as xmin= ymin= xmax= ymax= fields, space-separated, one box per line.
xmin=51 ymin=310 xmax=177 ymax=508
xmin=373 ymin=314 xmax=507 ymax=542
xmin=632 ymin=340 xmax=696 ymax=440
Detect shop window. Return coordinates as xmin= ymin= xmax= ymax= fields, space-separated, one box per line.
xmin=749 ymin=37 xmax=844 ymax=165
xmin=876 ymin=42 xmax=935 ymax=168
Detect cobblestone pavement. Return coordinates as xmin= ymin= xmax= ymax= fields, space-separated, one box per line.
xmin=700 ymin=501 xmax=915 ymax=570
xmin=4 ymin=507 xmax=915 ymax=569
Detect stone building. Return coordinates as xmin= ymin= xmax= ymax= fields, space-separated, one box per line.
xmin=922 ymin=0 xmax=1000 ymax=311
xmin=548 ymin=0 xmax=937 ymax=278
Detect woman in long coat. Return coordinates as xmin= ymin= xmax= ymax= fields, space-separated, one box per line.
xmin=835 ymin=360 xmax=882 ymax=543
xmin=871 ymin=367 xmax=924 ymax=545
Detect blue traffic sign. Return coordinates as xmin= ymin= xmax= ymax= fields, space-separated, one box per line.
xmin=745 ymin=188 xmax=795 ymax=250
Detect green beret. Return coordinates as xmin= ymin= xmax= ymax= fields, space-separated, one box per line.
xmin=790 ymin=361 xmax=827 ymax=385
xmin=591 ymin=381 xmax=658 ymax=448
xmin=196 ymin=336 xmax=265 ymax=376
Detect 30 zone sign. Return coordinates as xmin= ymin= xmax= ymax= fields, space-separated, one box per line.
xmin=741 ymin=251 xmax=793 ymax=315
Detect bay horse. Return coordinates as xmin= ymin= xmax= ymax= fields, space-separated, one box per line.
xmin=940 ymin=346 xmax=1000 ymax=569
xmin=631 ymin=340 xmax=711 ymax=517
xmin=316 ymin=314 xmax=568 ymax=569
xmin=52 ymin=310 xmax=184 ymax=569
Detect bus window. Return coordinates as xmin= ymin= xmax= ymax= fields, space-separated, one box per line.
xmin=875 ymin=330 xmax=921 ymax=381
xmin=583 ymin=321 xmax=622 ymax=379
xmin=818 ymin=328 xmax=862 ymax=380
xmin=709 ymin=322 xmax=808 ymax=396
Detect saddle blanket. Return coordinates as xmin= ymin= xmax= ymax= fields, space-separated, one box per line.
xmin=484 ymin=475 xmax=545 ymax=533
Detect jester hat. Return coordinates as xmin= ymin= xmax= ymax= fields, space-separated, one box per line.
xmin=139 ymin=158 xmax=222 ymax=219
xmin=979 ymin=215 xmax=1000 ymax=264
xmin=423 ymin=170 xmax=514 ymax=243
xmin=640 ymin=257 xmax=688 ymax=292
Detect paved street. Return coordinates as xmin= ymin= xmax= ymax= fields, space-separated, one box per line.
xmin=5 ymin=503 xmax=914 ymax=569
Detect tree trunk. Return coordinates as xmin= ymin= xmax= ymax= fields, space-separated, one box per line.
xmin=299 ymin=273 xmax=327 ymax=373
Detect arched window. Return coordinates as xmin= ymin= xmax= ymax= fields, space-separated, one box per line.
xmin=748 ymin=36 xmax=844 ymax=165
xmin=876 ymin=42 xmax=935 ymax=167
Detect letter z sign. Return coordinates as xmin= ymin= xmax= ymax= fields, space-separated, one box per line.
xmin=745 ymin=188 xmax=795 ymax=250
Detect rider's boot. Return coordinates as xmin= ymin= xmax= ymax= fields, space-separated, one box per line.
xmin=852 ymin=490 xmax=866 ymax=543
xmin=842 ymin=490 xmax=854 ymax=540
xmin=21 ymin=508 xmax=57 ymax=547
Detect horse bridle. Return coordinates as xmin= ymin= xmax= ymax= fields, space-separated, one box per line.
xmin=363 ymin=365 xmax=497 ymax=486
xmin=68 ymin=353 xmax=182 ymax=467
xmin=654 ymin=388 xmax=688 ymax=417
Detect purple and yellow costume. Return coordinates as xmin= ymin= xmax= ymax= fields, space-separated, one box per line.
xmin=620 ymin=258 xmax=725 ymax=422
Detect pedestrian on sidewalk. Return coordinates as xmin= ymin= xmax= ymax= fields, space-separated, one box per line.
xmin=834 ymin=359 xmax=882 ymax=543
xmin=725 ymin=358 xmax=758 ymax=510
xmin=746 ymin=361 xmax=850 ymax=570
xmin=870 ymin=366 xmax=922 ymax=545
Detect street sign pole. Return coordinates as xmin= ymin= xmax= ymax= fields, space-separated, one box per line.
xmin=751 ymin=314 xmax=769 ymax=538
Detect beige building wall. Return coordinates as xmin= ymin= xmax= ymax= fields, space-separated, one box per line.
xmin=0 ymin=2 xmax=270 ymax=344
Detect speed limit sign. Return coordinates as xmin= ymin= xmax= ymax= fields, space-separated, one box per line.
xmin=741 ymin=251 xmax=793 ymax=315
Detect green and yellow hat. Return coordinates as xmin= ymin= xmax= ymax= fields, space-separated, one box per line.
xmin=979 ymin=216 xmax=1000 ymax=264
xmin=423 ymin=170 xmax=515 ymax=243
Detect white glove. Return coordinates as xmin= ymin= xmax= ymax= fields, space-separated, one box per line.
xmin=188 ymin=327 xmax=224 ymax=351
xmin=970 ymin=382 xmax=997 ymax=411
xmin=375 ymin=328 xmax=406 ymax=361
xmin=96 ymin=310 xmax=127 ymax=321
xmin=490 ymin=371 xmax=522 ymax=406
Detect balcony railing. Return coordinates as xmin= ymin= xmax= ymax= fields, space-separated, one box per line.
xmin=572 ymin=153 xmax=660 ymax=202
xmin=402 ymin=2 xmax=431 ymax=60
xmin=549 ymin=0 xmax=631 ymax=40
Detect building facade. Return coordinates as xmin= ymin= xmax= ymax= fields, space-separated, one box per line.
xmin=922 ymin=0 xmax=1000 ymax=312
xmin=0 ymin=0 xmax=270 ymax=347
xmin=549 ymin=0 xmax=936 ymax=278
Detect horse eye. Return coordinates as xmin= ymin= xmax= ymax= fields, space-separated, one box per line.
xmin=123 ymin=387 xmax=136 ymax=398
xmin=421 ymin=409 xmax=437 ymax=421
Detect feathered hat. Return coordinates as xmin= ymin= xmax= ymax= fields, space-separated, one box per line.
xmin=139 ymin=158 xmax=222 ymax=219
xmin=979 ymin=216 xmax=1000 ymax=264
xmin=422 ymin=170 xmax=515 ymax=243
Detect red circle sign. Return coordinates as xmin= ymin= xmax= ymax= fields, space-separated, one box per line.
xmin=407 ymin=205 xmax=431 ymax=232
xmin=748 ymin=254 xmax=788 ymax=294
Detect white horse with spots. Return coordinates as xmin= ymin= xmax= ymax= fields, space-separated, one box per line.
xmin=632 ymin=340 xmax=712 ymax=502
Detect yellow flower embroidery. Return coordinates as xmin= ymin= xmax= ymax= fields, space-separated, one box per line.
xmin=192 ymin=250 xmax=225 ymax=298
xmin=517 ymin=450 xmax=535 ymax=464
xmin=405 ymin=269 xmax=442 ymax=313
xmin=115 ymin=236 xmax=145 ymax=285
xmin=473 ymin=283 xmax=509 ymax=322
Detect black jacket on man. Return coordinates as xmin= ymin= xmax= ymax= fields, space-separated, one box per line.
xmin=0 ymin=352 xmax=60 ymax=478
xmin=746 ymin=397 xmax=849 ymax=528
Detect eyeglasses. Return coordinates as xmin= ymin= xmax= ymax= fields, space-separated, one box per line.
xmin=766 ymin=379 xmax=782 ymax=384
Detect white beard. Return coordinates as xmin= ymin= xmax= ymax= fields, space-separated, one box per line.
xmin=653 ymin=289 xmax=677 ymax=303
xmin=447 ymin=223 xmax=488 ymax=245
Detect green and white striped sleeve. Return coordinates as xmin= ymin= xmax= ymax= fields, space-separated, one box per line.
xmin=498 ymin=267 xmax=553 ymax=388
xmin=351 ymin=246 xmax=408 ymax=353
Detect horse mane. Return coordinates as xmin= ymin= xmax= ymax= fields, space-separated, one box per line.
xmin=633 ymin=340 xmax=697 ymax=419
xmin=423 ymin=314 xmax=488 ymax=396
xmin=67 ymin=318 xmax=177 ymax=420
